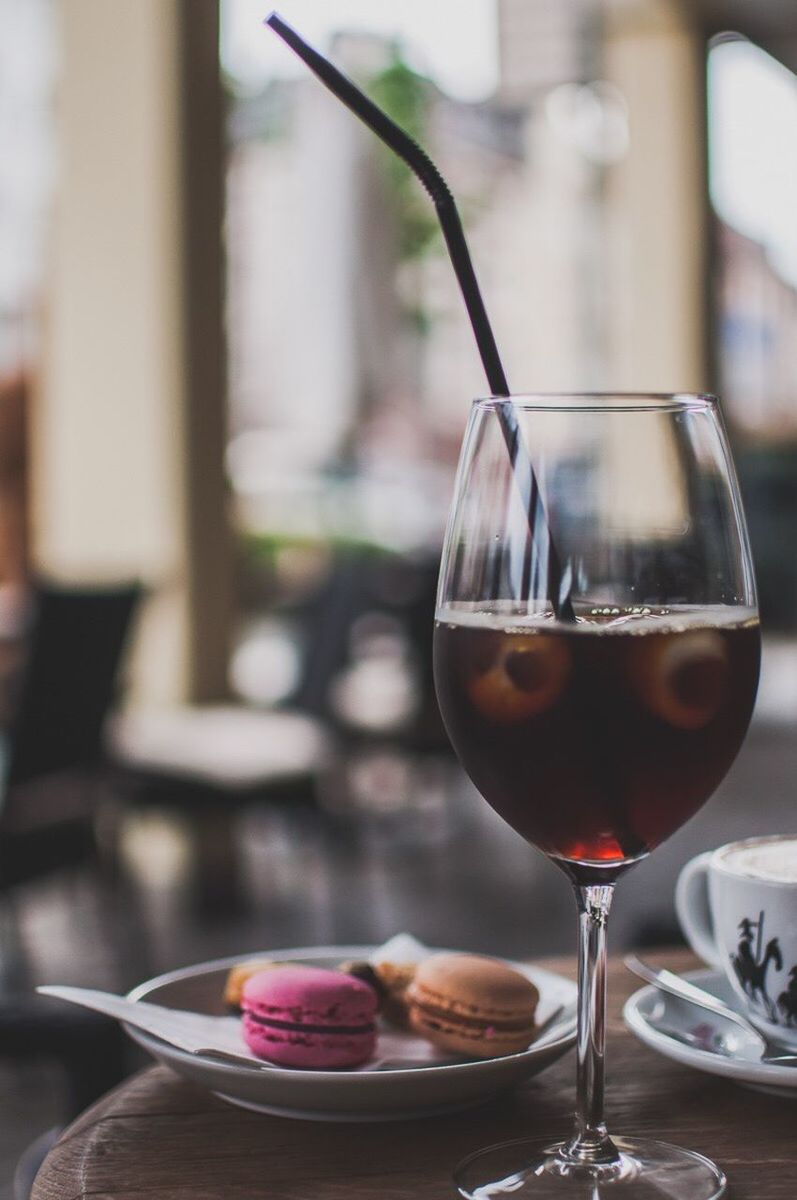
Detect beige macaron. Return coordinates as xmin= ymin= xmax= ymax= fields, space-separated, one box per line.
xmin=408 ymin=953 xmax=539 ymax=1059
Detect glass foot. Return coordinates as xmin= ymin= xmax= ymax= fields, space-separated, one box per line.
xmin=454 ymin=1136 xmax=726 ymax=1198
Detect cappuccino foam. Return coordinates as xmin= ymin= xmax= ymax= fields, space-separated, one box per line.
xmin=720 ymin=838 xmax=797 ymax=883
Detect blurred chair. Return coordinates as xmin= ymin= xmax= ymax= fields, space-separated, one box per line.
xmin=108 ymin=546 xmax=449 ymax=913
xmin=0 ymin=579 xmax=141 ymax=885
xmin=0 ymin=579 xmax=140 ymax=1195
xmin=108 ymin=705 xmax=331 ymax=913
xmin=293 ymin=548 xmax=447 ymax=750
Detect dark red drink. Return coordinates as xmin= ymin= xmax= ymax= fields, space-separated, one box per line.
xmin=433 ymin=608 xmax=760 ymax=865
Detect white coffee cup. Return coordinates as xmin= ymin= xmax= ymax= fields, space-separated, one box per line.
xmin=676 ymin=835 xmax=797 ymax=1049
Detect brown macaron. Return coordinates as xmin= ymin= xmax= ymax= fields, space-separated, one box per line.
xmin=337 ymin=961 xmax=388 ymax=1008
xmin=373 ymin=961 xmax=418 ymax=1028
xmin=408 ymin=953 xmax=539 ymax=1059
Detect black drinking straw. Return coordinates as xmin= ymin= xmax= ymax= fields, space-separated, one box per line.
xmin=264 ymin=12 xmax=574 ymax=622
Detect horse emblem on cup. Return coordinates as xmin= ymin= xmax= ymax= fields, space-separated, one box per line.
xmin=731 ymin=913 xmax=785 ymax=1024
xmin=778 ymin=967 xmax=797 ymax=1027
xmin=676 ymin=839 xmax=797 ymax=1051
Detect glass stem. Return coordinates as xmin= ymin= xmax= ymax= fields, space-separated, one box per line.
xmin=563 ymin=882 xmax=619 ymax=1166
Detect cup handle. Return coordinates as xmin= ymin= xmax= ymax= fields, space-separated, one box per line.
xmin=675 ymin=852 xmax=723 ymax=969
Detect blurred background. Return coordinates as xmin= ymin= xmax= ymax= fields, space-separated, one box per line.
xmin=1 ymin=0 xmax=797 ymax=1191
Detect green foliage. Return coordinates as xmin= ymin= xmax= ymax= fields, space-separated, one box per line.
xmin=367 ymin=49 xmax=440 ymax=264
xmin=243 ymin=530 xmax=393 ymax=564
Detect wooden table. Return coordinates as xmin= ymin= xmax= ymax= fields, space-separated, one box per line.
xmin=32 ymin=951 xmax=793 ymax=1199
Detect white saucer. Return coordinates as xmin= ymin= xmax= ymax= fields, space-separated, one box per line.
xmin=624 ymin=968 xmax=797 ymax=1098
xmin=126 ymin=945 xmax=577 ymax=1121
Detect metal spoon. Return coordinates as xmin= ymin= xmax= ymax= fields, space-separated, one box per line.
xmin=624 ymin=955 xmax=797 ymax=1066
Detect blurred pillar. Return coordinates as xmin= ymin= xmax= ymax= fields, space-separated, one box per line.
xmin=177 ymin=0 xmax=232 ymax=703
xmin=0 ymin=371 xmax=28 ymax=591
xmin=33 ymin=0 xmax=231 ymax=703
xmin=602 ymin=0 xmax=710 ymax=391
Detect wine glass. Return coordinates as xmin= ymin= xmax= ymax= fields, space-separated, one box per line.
xmin=434 ymin=394 xmax=760 ymax=1199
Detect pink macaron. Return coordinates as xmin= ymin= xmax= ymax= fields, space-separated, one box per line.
xmin=241 ymin=965 xmax=378 ymax=1068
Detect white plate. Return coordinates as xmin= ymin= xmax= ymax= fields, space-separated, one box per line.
xmin=624 ymin=968 xmax=797 ymax=1098
xmin=126 ymin=945 xmax=577 ymax=1121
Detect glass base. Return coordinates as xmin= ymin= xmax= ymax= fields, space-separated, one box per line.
xmin=454 ymin=1136 xmax=726 ymax=1199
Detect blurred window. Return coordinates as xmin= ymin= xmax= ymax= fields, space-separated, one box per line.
xmin=220 ymin=0 xmax=610 ymax=719
xmin=708 ymin=36 xmax=797 ymax=630
xmin=709 ymin=37 xmax=797 ymax=441
xmin=0 ymin=0 xmax=54 ymax=371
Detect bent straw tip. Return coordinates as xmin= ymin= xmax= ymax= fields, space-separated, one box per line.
xmin=263 ymin=11 xmax=284 ymax=30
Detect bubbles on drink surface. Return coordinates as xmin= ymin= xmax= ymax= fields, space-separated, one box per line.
xmin=433 ymin=604 xmax=760 ymax=864
xmin=440 ymin=603 xmax=750 ymax=733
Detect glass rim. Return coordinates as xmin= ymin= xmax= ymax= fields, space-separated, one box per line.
xmin=473 ymin=392 xmax=718 ymax=413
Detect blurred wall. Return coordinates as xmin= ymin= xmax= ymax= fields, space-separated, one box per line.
xmin=34 ymin=0 xmax=230 ymax=704
xmin=602 ymin=0 xmax=710 ymax=392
